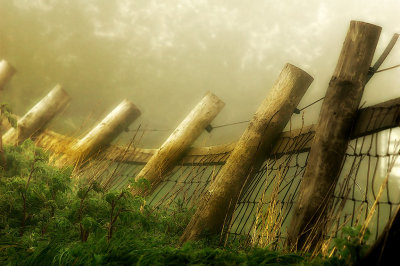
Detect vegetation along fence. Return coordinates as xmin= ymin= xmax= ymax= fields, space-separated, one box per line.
xmin=1 ymin=20 xmax=400 ymax=259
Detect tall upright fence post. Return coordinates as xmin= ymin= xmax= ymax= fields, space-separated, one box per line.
xmin=0 ymin=60 xmax=15 ymax=90
xmin=287 ymin=21 xmax=381 ymax=251
xmin=3 ymin=85 xmax=71 ymax=145
xmin=132 ymin=92 xmax=225 ymax=195
xmin=71 ymin=99 xmax=141 ymax=162
xmin=180 ymin=63 xmax=313 ymax=243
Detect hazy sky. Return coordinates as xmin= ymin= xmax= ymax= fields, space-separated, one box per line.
xmin=1 ymin=0 xmax=399 ymax=147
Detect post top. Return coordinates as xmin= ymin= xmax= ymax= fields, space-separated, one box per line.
xmin=283 ymin=63 xmax=314 ymax=83
xmin=350 ymin=20 xmax=382 ymax=30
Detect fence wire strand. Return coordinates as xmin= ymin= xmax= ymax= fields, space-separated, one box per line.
xmin=77 ymin=102 xmax=400 ymax=248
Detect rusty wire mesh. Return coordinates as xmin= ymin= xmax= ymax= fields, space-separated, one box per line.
xmin=76 ymin=104 xmax=400 ymax=247
xmin=147 ymin=151 xmax=231 ymax=209
xmin=225 ymin=106 xmax=400 ymax=247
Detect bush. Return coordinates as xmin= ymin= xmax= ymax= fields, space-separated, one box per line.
xmin=0 ymin=141 xmax=361 ymax=265
xmin=0 ymin=141 xmax=207 ymax=264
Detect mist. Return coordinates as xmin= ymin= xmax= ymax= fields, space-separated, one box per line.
xmin=1 ymin=0 xmax=399 ymax=148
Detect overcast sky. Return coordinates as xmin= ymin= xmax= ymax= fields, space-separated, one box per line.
xmin=1 ymin=0 xmax=399 ymax=147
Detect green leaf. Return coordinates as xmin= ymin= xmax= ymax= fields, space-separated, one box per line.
xmin=130 ymin=178 xmax=151 ymax=191
xmin=105 ymin=192 xmax=118 ymax=204
xmin=77 ymin=187 xmax=88 ymax=199
xmin=81 ymin=216 xmax=98 ymax=231
xmin=91 ymin=181 xmax=103 ymax=193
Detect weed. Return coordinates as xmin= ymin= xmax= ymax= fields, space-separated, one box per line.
xmin=0 ymin=141 xmax=365 ymax=265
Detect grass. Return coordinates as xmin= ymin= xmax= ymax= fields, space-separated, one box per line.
xmin=0 ymin=140 xmax=370 ymax=265
xmin=251 ymin=163 xmax=284 ymax=249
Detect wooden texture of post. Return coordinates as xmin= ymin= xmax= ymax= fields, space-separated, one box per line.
xmin=180 ymin=64 xmax=313 ymax=243
xmin=71 ymin=100 xmax=140 ymax=162
xmin=133 ymin=92 xmax=225 ymax=195
xmin=287 ymin=21 xmax=381 ymax=251
xmin=0 ymin=60 xmax=15 ymax=90
xmin=3 ymin=85 xmax=71 ymax=145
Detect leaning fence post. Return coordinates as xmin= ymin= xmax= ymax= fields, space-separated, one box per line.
xmin=287 ymin=21 xmax=381 ymax=251
xmin=180 ymin=63 xmax=313 ymax=243
xmin=70 ymin=100 xmax=141 ymax=162
xmin=3 ymin=85 xmax=71 ymax=145
xmin=0 ymin=60 xmax=15 ymax=91
xmin=132 ymin=92 xmax=225 ymax=195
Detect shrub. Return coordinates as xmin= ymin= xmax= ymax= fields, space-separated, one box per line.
xmin=0 ymin=141 xmax=362 ymax=265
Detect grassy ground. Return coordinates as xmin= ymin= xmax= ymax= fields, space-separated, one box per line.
xmin=0 ymin=141 xmax=365 ymax=265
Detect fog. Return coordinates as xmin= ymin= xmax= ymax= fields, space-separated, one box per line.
xmin=1 ymin=0 xmax=399 ymax=148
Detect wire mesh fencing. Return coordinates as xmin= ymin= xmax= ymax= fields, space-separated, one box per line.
xmin=224 ymin=105 xmax=400 ymax=248
xmin=147 ymin=149 xmax=232 ymax=209
xmin=36 ymin=98 xmax=400 ymax=249
xmin=224 ymin=129 xmax=313 ymax=247
xmin=74 ymin=123 xmax=400 ymax=248
xmin=224 ymin=128 xmax=400 ymax=248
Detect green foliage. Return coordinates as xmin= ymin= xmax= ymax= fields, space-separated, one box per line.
xmin=0 ymin=103 xmax=17 ymax=128
xmin=0 ymin=140 xmax=72 ymax=238
xmin=129 ymin=177 xmax=151 ymax=191
xmin=331 ymin=225 xmax=370 ymax=264
xmin=0 ymin=141 xmax=368 ymax=265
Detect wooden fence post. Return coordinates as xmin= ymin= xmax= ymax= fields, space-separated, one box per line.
xmin=0 ymin=60 xmax=15 ymax=90
xmin=132 ymin=92 xmax=225 ymax=195
xmin=71 ymin=99 xmax=140 ymax=162
xmin=180 ymin=63 xmax=313 ymax=243
xmin=287 ymin=21 xmax=381 ymax=251
xmin=3 ymin=85 xmax=71 ymax=145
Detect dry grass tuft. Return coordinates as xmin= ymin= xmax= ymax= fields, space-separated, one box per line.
xmin=251 ymin=164 xmax=284 ymax=249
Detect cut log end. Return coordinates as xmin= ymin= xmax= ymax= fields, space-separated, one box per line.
xmin=132 ymin=92 xmax=224 ymax=196
xmin=3 ymin=85 xmax=71 ymax=145
xmin=0 ymin=60 xmax=16 ymax=90
xmin=71 ymin=99 xmax=141 ymax=162
xmin=285 ymin=63 xmax=314 ymax=82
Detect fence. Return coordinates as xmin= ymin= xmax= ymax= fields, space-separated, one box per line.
xmin=1 ymin=20 xmax=399 ymax=253
xmin=29 ymin=97 xmax=400 ymax=246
